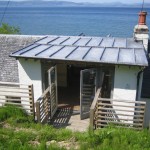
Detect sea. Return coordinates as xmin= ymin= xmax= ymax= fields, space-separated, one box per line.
xmin=0 ymin=7 xmax=150 ymax=37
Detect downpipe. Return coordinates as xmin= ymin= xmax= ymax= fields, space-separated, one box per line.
xmin=136 ymin=68 xmax=145 ymax=101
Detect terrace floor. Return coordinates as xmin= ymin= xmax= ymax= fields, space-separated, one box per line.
xmin=50 ymin=106 xmax=89 ymax=132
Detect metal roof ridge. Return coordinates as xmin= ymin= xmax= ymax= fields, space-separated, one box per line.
xmin=45 ymin=34 xmax=132 ymax=39
xmin=49 ymin=46 xmax=66 ymax=57
xmin=30 ymin=43 xmax=145 ymax=50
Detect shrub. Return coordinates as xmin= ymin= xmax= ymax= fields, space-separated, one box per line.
xmin=0 ymin=105 xmax=28 ymax=122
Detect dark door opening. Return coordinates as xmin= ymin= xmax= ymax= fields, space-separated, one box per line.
xmin=58 ymin=65 xmax=83 ymax=111
xmin=41 ymin=62 xmax=115 ymax=116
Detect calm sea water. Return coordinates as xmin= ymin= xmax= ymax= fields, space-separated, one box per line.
xmin=0 ymin=7 xmax=150 ymax=37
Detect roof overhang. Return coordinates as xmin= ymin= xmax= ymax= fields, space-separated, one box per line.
xmin=10 ymin=35 xmax=148 ymax=67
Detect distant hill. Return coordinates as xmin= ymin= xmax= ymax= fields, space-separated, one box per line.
xmin=0 ymin=1 xmax=150 ymax=8
xmin=0 ymin=1 xmax=81 ymax=7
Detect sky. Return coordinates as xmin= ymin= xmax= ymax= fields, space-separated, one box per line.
xmin=0 ymin=0 xmax=149 ymax=4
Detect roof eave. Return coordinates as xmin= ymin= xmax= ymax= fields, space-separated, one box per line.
xmin=9 ymin=55 xmax=148 ymax=67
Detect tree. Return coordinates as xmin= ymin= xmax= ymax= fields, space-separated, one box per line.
xmin=0 ymin=23 xmax=20 ymax=34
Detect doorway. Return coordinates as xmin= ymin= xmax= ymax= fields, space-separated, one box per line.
xmin=41 ymin=62 xmax=115 ymax=120
xmin=58 ymin=65 xmax=83 ymax=111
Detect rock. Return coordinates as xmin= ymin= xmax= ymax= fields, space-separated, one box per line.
xmin=29 ymin=141 xmax=40 ymax=146
xmin=58 ymin=141 xmax=79 ymax=150
xmin=50 ymin=140 xmax=57 ymax=144
xmin=46 ymin=140 xmax=57 ymax=146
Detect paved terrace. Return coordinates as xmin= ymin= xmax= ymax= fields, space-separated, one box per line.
xmin=50 ymin=107 xmax=89 ymax=132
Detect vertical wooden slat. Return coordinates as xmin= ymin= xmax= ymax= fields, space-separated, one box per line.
xmin=141 ymin=104 xmax=146 ymax=129
xmin=35 ymin=87 xmax=51 ymax=123
xmin=36 ymin=101 xmax=41 ymax=123
xmin=90 ymin=108 xmax=94 ymax=130
xmin=95 ymin=102 xmax=98 ymax=129
xmin=30 ymin=84 xmax=35 ymax=119
xmin=45 ymin=93 xmax=49 ymax=122
xmin=28 ymin=85 xmax=33 ymax=114
xmin=90 ymin=88 xmax=101 ymax=130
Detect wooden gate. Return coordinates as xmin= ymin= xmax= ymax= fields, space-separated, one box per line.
xmin=48 ymin=66 xmax=58 ymax=119
xmin=90 ymin=90 xmax=146 ymax=130
xmin=80 ymin=69 xmax=97 ymax=120
xmin=36 ymin=66 xmax=58 ymax=123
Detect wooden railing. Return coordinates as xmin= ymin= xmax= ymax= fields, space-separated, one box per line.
xmin=0 ymin=82 xmax=34 ymax=116
xmin=90 ymin=92 xmax=146 ymax=130
xmin=90 ymin=88 xmax=102 ymax=130
xmin=36 ymin=87 xmax=50 ymax=123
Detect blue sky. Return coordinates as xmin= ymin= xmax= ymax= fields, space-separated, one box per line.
xmin=0 ymin=0 xmax=149 ymax=4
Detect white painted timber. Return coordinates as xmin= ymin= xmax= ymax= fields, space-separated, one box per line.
xmin=18 ymin=59 xmax=42 ymax=102
xmin=134 ymin=24 xmax=149 ymax=51
xmin=113 ymin=66 xmax=141 ymax=123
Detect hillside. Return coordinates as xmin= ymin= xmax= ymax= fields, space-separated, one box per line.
xmin=0 ymin=105 xmax=150 ymax=150
xmin=0 ymin=1 xmax=150 ymax=8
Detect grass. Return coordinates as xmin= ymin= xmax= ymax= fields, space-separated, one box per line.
xmin=0 ymin=105 xmax=150 ymax=150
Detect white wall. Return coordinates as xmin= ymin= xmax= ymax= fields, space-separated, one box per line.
xmin=112 ymin=66 xmax=140 ymax=123
xmin=18 ymin=59 xmax=42 ymax=102
xmin=113 ymin=66 xmax=140 ymax=100
xmin=134 ymin=24 xmax=149 ymax=51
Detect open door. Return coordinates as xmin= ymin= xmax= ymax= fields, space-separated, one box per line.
xmin=48 ymin=66 xmax=58 ymax=119
xmin=80 ymin=69 xmax=97 ymax=120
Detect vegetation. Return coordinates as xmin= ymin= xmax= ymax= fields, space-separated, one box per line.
xmin=0 ymin=105 xmax=150 ymax=150
xmin=0 ymin=23 xmax=20 ymax=34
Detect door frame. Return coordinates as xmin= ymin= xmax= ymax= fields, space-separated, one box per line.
xmin=80 ymin=68 xmax=97 ymax=120
xmin=48 ymin=65 xmax=58 ymax=119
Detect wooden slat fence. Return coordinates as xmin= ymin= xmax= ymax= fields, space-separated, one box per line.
xmin=90 ymin=88 xmax=102 ymax=130
xmin=0 ymin=82 xmax=34 ymax=116
xmin=36 ymin=87 xmax=50 ymax=123
xmin=50 ymin=83 xmax=56 ymax=118
xmin=90 ymin=90 xmax=146 ymax=130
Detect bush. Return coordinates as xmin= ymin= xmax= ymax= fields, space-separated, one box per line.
xmin=0 ymin=23 xmax=20 ymax=34
xmin=0 ymin=105 xmax=27 ymax=122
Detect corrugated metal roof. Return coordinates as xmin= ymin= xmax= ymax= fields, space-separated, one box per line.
xmin=10 ymin=35 xmax=148 ymax=66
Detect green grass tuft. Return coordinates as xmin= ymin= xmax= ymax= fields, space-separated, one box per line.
xmin=1 ymin=105 xmax=150 ymax=150
xmin=0 ymin=105 xmax=28 ymax=122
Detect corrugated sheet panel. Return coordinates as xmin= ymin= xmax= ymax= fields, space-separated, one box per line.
xmin=84 ymin=47 xmax=104 ymax=62
xmin=118 ymin=48 xmax=135 ymax=64
xmin=127 ymin=38 xmax=144 ymax=49
xmin=10 ymin=35 xmax=148 ymax=66
xmin=135 ymin=49 xmax=148 ymax=65
xmin=73 ymin=38 xmax=91 ymax=46
xmin=37 ymin=45 xmax=64 ymax=58
xmin=113 ymin=38 xmax=127 ymax=48
xmin=100 ymin=38 xmax=114 ymax=47
xmin=37 ymin=36 xmax=58 ymax=44
xmin=67 ymin=47 xmax=90 ymax=60
xmin=101 ymin=48 xmax=119 ymax=63
xmin=86 ymin=38 xmax=103 ymax=47
xmin=61 ymin=37 xmax=79 ymax=45
xmin=51 ymin=46 xmax=76 ymax=59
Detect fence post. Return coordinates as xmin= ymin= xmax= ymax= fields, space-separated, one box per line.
xmin=142 ymin=103 xmax=146 ymax=129
xmin=28 ymin=85 xmax=35 ymax=119
xmin=31 ymin=84 xmax=35 ymax=120
xmin=36 ymin=101 xmax=40 ymax=123
xmin=90 ymin=109 xmax=94 ymax=131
